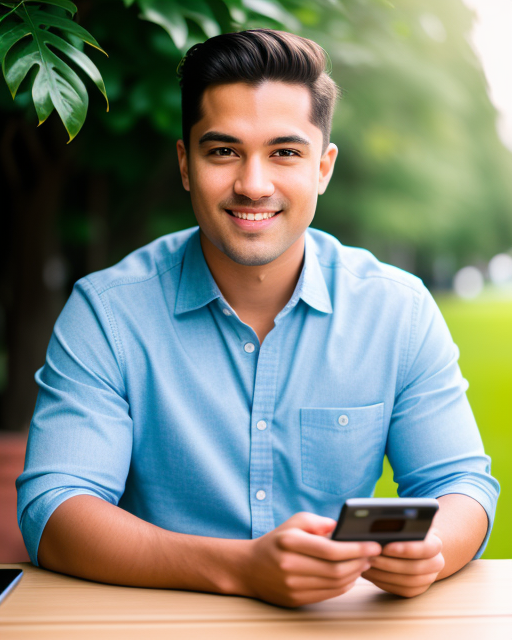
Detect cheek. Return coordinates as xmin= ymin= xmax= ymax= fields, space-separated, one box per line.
xmin=283 ymin=160 xmax=319 ymax=188
xmin=282 ymin=167 xmax=319 ymax=208
xmin=192 ymin=163 xmax=233 ymax=198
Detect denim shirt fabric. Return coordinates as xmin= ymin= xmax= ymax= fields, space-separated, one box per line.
xmin=17 ymin=227 xmax=499 ymax=565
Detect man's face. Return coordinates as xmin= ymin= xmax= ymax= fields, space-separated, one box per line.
xmin=177 ymin=81 xmax=337 ymax=266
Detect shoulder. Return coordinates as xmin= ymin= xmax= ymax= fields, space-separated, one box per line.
xmin=307 ymin=227 xmax=426 ymax=297
xmin=79 ymin=227 xmax=198 ymax=297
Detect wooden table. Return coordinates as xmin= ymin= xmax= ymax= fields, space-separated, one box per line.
xmin=1 ymin=561 xmax=511 ymax=639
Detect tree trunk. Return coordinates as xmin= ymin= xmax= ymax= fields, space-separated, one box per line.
xmin=1 ymin=117 xmax=70 ymax=432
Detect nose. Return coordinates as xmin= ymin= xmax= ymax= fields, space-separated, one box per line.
xmin=234 ymin=156 xmax=275 ymax=201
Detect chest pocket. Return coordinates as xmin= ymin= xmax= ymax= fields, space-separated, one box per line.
xmin=300 ymin=403 xmax=385 ymax=496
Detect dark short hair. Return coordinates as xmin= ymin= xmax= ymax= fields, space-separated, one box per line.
xmin=177 ymin=29 xmax=339 ymax=152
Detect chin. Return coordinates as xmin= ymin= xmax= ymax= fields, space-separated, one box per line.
xmin=222 ymin=245 xmax=281 ymax=267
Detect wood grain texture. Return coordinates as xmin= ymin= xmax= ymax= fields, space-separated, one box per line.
xmin=3 ymin=619 xmax=512 ymax=640
xmin=1 ymin=561 xmax=511 ymax=639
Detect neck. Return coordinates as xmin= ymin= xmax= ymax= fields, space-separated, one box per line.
xmin=200 ymin=232 xmax=305 ymax=342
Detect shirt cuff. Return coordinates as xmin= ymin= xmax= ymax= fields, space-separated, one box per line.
xmin=19 ymin=488 xmax=110 ymax=566
xmin=430 ymin=483 xmax=498 ymax=559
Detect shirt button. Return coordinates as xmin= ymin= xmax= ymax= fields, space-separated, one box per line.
xmin=256 ymin=420 xmax=267 ymax=431
xmin=338 ymin=414 xmax=349 ymax=426
xmin=256 ymin=490 xmax=266 ymax=501
xmin=244 ymin=342 xmax=256 ymax=353
xmin=222 ymin=308 xmax=232 ymax=316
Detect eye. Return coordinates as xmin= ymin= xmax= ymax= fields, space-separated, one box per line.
xmin=272 ymin=149 xmax=299 ymax=157
xmin=210 ymin=147 xmax=236 ymax=156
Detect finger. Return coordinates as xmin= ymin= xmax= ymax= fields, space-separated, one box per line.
xmin=284 ymin=581 xmax=358 ymax=608
xmin=365 ymin=578 xmax=431 ymax=598
xmin=382 ymin=533 xmax=442 ymax=560
xmin=286 ymin=512 xmax=338 ymax=536
xmin=369 ymin=553 xmax=445 ymax=575
xmin=363 ymin=567 xmax=439 ymax=589
xmin=281 ymin=554 xmax=371 ymax=579
xmin=284 ymin=565 xmax=367 ymax=591
xmin=278 ymin=528 xmax=381 ymax=561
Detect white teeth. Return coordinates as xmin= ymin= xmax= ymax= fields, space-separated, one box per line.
xmin=231 ymin=211 xmax=278 ymax=220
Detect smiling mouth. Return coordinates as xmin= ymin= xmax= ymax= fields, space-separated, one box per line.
xmin=226 ymin=210 xmax=281 ymax=220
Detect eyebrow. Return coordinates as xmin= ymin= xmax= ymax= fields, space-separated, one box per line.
xmin=198 ymin=132 xmax=242 ymax=145
xmin=198 ymin=132 xmax=311 ymax=147
xmin=264 ymin=135 xmax=311 ymax=146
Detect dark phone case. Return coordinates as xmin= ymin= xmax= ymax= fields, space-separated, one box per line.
xmin=331 ymin=500 xmax=439 ymax=546
xmin=0 ymin=569 xmax=23 ymax=605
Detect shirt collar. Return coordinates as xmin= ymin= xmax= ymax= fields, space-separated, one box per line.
xmin=296 ymin=231 xmax=333 ymax=315
xmin=175 ymin=230 xmax=222 ymax=315
xmin=174 ymin=228 xmax=333 ymax=316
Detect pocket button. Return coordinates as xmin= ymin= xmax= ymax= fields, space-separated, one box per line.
xmin=338 ymin=414 xmax=349 ymax=426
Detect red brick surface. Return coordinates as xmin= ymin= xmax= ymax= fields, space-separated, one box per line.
xmin=0 ymin=433 xmax=30 ymax=562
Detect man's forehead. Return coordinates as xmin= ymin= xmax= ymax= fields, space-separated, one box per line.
xmin=192 ymin=81 xmax=322 ymax=146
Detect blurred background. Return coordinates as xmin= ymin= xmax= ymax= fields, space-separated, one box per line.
xmin=1 ymin=0 xmax=511 ymax=561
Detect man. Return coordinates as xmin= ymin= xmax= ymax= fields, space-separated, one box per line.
xmin=17 ymin=29 xmax=498 ymax=608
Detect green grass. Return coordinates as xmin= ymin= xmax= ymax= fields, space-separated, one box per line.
xmin=374 ymin=293 xmax=512 ymax=559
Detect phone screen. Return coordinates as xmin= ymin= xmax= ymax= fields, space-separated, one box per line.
xmin=0 ymin=569 xmax=23 ymax=604
xmin=331 ymin=498 xmax=439 ymax=545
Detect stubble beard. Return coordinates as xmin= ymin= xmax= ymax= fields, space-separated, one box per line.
xmin=218 ymin=234 xmax=288 ymax=266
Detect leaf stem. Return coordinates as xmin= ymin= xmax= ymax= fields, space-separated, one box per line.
xmin=0 ymin=1 xmax=24 ymax=24
xmin=21 ymin=1 xmax=59 ymax=124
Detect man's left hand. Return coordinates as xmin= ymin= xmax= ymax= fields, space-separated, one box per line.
xmin=361 ymin=529 xmax=445 ymax=597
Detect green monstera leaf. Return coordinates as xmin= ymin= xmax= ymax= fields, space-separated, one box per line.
xmin=0 ymin=0 xmax=302 ymax=142
xmin=136 ymin=0 xmax=221 ymax=52
xmin=0 ymin=0 xmax=108 ymax=142
xmin=137 ymin=0 xmax=189 ymax=50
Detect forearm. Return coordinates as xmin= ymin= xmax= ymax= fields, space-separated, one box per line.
xmin=38 ymin=495 xmax=251 ymax=594
xmin=434 ymin=493 xmax=488 ymax=580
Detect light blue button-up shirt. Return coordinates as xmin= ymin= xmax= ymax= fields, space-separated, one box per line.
xmin=17 ymin=227 xmax=499 ymax=565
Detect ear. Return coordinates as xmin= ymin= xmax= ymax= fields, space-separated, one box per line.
xmin=177 ymin=139 xmax=190 ymax=192
xmin=318 ymin=143 xmax=338 ymax=195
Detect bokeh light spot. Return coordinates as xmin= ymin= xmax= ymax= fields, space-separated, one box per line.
xmin=453 ymin=266 xmax=484 ymax=299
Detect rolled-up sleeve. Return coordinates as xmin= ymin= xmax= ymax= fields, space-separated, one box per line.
xmin=16 ymin=277 xmax=133 ymax=565
xmin=387 ymin=288 xmax=500 ymax=558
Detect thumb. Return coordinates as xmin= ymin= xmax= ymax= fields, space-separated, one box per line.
xmin=315 ymin=518 xmax=337 ymax=536
xmin=290 ymin=512 xmax=337 ymax=536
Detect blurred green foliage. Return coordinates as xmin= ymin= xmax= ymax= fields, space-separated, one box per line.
xmin=0 ymin=0 xmax=305 ymax=139
xmin=312 ymin=0 xmax=512 ymax=281
xmin=3 ymin=0 xmax=510 ymax=279
xmin=1 ymin=0 xmax=512 ymax=441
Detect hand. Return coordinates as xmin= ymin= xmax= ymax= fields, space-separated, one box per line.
xmin=362 ymin=529 xmax=445 ymax=597
xmin=241 ymin=512 xmax=381 ymax=608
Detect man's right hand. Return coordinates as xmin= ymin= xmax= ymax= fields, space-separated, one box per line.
xmin=38 ymin=498 xmax=380 ymax=607
xmin=239 ymin=512 xmax=382 ymax=608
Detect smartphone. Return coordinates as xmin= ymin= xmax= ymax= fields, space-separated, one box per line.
xmin=331 ymin=498 xmax=439 ymax=546
xmin=0 ymin=569 xmax=23 ymax=605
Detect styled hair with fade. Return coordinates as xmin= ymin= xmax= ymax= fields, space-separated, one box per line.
xmin=177 ymin=29 xmax=339 ymax=152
